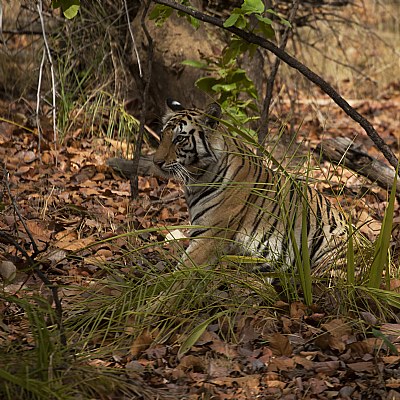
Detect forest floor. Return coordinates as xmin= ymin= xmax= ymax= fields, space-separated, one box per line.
xmin=1 ymin=85 xmax=400 ymax=399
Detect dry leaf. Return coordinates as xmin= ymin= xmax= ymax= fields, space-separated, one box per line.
xmin=269 ymin=356 xmax=295 ymax=371
xmin=263 ymin=380 xmax=286 ymax=389
xmin=178 ymin=355 xmax=206 ymax=372
xmin=321 ymin=318 xmax=352 ymax=338
xmin=347 ymin=361 xmax=375 ymax=372
xmin=327 ymin=334 xmax=346 ymax=352
xmin=210 ymin=375 xmax=261 ymax=390
xmin=25 ymin=220 xmax=51 ymax=242
xmin=290 ymin=302 xmax=307 ymax=318
xmin=381 ymin=324 xmax=400 ymax=342
xmin=314 ymin=360 xmax=340 ymax=374
xmin=209 ymin=340 xmax=238 ymax=359
xmin=293 ymin=355 xmax=314 ymax=370
xmin=308 ymin=378 xmax=328 ymax=395
xmin=382 ymin=356 xmax=400 ymax=365
xmin=386 ymin=379 xmax=400 ymax=389
xmin=130 ymin=329 xmax=154 ymax=357
xmin=55 ymin=236 xmax=95 ymax=251
xmin=349 ymin=337 xmax=384 ymax=356
xmin=267 ymin=333 xmax=293 ymax=356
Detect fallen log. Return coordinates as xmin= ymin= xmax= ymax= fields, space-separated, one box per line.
xmin=107 ymin=156 xmax=171 ymax=180
xmin=317 ymin=137 xmax=400 ymax=196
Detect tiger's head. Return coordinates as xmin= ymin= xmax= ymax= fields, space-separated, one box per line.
xmin=153 ymin=99 xmax=222 ymax=182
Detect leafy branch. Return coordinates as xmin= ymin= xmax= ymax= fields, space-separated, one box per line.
xmin=151 ymin=0 xmax=399 ymax=173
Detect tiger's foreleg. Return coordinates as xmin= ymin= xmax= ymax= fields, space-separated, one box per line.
xmin=180 ymin=236 xmax=233 ymax=268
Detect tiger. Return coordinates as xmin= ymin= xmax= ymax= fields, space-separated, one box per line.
xmin=153 ymin=99 xmax=353 ymax=274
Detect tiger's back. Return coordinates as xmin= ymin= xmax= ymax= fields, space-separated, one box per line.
xmin=154 ymin=100 xmax=350 ymax=271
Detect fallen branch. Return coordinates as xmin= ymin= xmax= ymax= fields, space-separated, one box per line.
xmin=107 ymin=155 xmax=171 ymax=180
xmin=317 ymin=137 xmax=400 ymax=196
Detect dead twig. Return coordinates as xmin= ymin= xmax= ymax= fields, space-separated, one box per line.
xmin=258 ymin=0 xmax=299 ymax=148
xmin=123 ymin=0 xmax=143 ymax=77
xmin=37 ymin=0 xmax=57 ymax=160
xmin=1 ymin=165 xmax=66 ymax=346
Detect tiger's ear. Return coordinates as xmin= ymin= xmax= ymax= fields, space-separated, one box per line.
xmin=204 ymin=103 xmax=221 ymax=128
xmin=166 ymin=98 xmax=185 ymax=111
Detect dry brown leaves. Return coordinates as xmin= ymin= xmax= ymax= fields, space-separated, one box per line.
xmin=122 ymin=310 xmax=400 ymax=399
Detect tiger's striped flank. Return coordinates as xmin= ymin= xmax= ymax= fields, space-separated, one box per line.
xmin=153 ymin=100 xmax=354 ymax=273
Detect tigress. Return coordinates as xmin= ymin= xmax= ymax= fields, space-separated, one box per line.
xmin=153 ymin=99 xmax=351 ymax=273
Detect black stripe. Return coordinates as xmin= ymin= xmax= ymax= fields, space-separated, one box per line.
xmin=191 ymin=201 xmax=219 ymax=223
xmin=198 ymin=130 xmax=213 ymax=158
xmin=310 ymin=191 xmax=325 ymax=262
xmin=190 ymin=228 xmax=208 ymax=238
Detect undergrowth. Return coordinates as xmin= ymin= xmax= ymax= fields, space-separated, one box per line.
xmin=1 ymin=134 xmax=398 ymax=398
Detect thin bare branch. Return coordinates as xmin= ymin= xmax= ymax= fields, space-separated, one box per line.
xmin=37 ymin=0 xmax=57 ymax=158
xmin=123 ymin=0 xmax=143 ymax=77
xmin=36 ymin=49 xmax=46 ymax=156
xmin=258 ymin=0 xmax=299 ymax=148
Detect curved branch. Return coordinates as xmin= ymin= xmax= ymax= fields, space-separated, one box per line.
xmin=151 ymin=0 xmax=399 ymax=173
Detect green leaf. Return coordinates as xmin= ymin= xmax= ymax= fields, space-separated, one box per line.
xmin=346 ymin=220 xmax=355 ymax=285
xmin=242 ymin=0 xmax=264 ymax=15
xmin=266 ymin=8 xmax=279 ymax=16
xmin=52 ymin=0 xmax=80 ymax=19
xmin=266 ymin=8 xmax=292 ymax=27
xmin=188 ymin=15 xmax=200 ymax=29
xmin=255 ymin=15 xmax=273 ymax=25
xmin=255 ymin=15 xmax=275 ymax=39
xmin=221 ymin=255 xmax=266 ymax=264
xmin=212 ymin=82 xmax=237 ymax=92
xmin=149 ymin=4 xmax=173 ymax=26
xmin=222 ymin=38 xmax=248 ymax=64
xmin=280 ymin=19 xmax=292 ymax=27
xmin=195 ymin=77 xmax=219 ymax=92
xmin=224 ymin=13 xmax=247 ymax=29
xmin=178 ymin=311 xmax=227 ymax=357
xmin=229 ymin=68 xmax=247 ymax=82
xmin=224 ymin=13 xmax=240 ymax=28
xmin=181 ymin=59 xmax=208 ymax=69
xmin=63 ymin=3 xmax=80 ymax=19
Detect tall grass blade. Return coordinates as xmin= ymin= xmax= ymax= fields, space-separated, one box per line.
xmin=346 ymin=219 xmax=355 ymax=286
xmin=178 ymin=311 xmax=228 ymax=357
xmin=299 ymin=183 xmax=312 ymax=306
xmin=368 ymin=164 xmax=398 ymax=288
